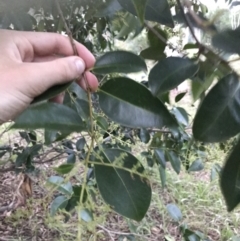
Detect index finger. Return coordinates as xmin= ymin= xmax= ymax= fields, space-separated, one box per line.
xmin=16 ymin=31 xmax=95 ymax=69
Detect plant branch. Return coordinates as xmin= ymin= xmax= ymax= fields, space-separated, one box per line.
xmin=144 ymin=21 xmax=183 ymax=54
xmin=55 ymin=1 xmax=96 ymax=240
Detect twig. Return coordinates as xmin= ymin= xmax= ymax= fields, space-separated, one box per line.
xmin=55 ymin=0 xmax=78 ymax=56
xmin=176 ymin=0 xmax=233 ymax=72
xmin=54 ymin=1 xmax=96 ymax=240
xmin=33 ymin=152 xmax=66 ymax=164
xmin=176 ymin=0 xmax=201 ymax=46
xmin=144 ymin=21 xmax=183 ymax=54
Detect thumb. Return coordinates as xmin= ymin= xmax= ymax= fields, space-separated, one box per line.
xmin=21 ymin=56 xmax=85 ymax=95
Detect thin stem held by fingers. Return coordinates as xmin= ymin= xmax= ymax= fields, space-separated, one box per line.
xmin=54 ymin=1 xmax=96 ymax=240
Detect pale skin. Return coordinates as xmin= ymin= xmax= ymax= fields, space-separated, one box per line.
xmin=0 ymin=30 xmax=98 ymax=124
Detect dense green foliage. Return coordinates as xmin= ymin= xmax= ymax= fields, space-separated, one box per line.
xmin=1 ymin=0 xmax=240 ymax=240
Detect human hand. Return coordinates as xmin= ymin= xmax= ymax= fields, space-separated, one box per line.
xmin=0 ymin=30 xmax=98 ymax=124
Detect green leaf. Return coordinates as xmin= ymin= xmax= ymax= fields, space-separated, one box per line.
xmin=167 ymin=151 xmax=181 ymax=174
xmin=191 ymin=75 xmax=215 ymax=102
xmin=171 ymin=107 xmax=189 ymax=126
xmin=65 ymin=185 xmax=87 ymax=212
xmin=138 ymin=129 xmax=151 ymax=143
xmin=154 ymin=149 xmax=166 ymax=168
xmin=58 ymin=182 xmax=73 ymax=196
xmin=188 ymin=159 xmax=204 ymax=172
xmin=55 ymin=164 xmax=74 ymax=175
xmin=148 ymin=26 xmax=168 ymax=48
xmin=92 ymin=51 xmax=147 ymax=74
xmin=99 ymin=78 xmax=178 ymax=130
xmin=44 ymin=130 xmax=59 ymax=145
xmin=79 ymin=209 xmax=93 ymax=222
xmin=193 ymin=74 xmax=240 ymax=142
xmin=47 ymin=176 xmax=64 ymax=186
xmin=159 ymin=165 xmax=166 ymax=188
xmin=220 ymin=139 xmax=240 ymax=211
xmin=12 ymin=103 xmax=86 ymax=133
xmin=117 ymin=0 xmax=174 ymax=27
xmin=32 ymin=83 xmax=72 ymax=104
xmin=76 ymin=138 xmax=86 ymax=151
xmin=140 ymin=47 xmax=166 ymax=60
xmin=183 ymin=43 xmax=199 ymax=50
xmin=96 ymin=116 xmax=109 ymax=131
xmin=67 ymin=154 xmax=76 ymax=164
xmin=175 ymin=92 xmax=187 ymax=103
xmin=166 ymin=203 xmax=183 ymax=222
xmin=94 ymin=148 xmax=151 ymax=221
xmin=212 ymin=28 xmax=240 ymax=54
xmin=75 ymin=99 xmax=90 ymax=120
xmin=116 ymin=13 xmax=142 ymax=39
xmin=50 ymin=195 xmax=68 ymax=216
xmin=149 ymin=57 xmax=199 ymax=97
xmin=131 ymin=0 xmax=147 ymax=23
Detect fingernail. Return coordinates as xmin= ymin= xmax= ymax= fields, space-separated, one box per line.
xmin=75 ymin=59 xmax=85 ymax=74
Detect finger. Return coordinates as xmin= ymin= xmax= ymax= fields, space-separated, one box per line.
xmin=17 ymin=56 xmax=86 ymax=97
xmin=11 ymin=30 xmax=95 ymax=68
xmin=77 ymin=71 xmax=98 ymax=92
xmin=33 ymin=56 xmax=98 ymax=91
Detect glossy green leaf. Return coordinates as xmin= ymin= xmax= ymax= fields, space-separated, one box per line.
xmin=96 ymin=116 xmax=109 ymax=131
xmin=116 ymin=13 xmax=142 ymax=39
xmin=94 ymin=148 xmax=151 ymax=221
xmin=67 ymin=154 xmax=76 ymax=164
xmin=93 ymin=51 xmax=147 ymax=74
xmin=183 ymin=43 xmax=199 ymax=50
xmin=138 ymin=129 xmax=151 ymax=143
xmin=44 ymin=130 xmax=59 ymax=145
xmin=149 ymin=57 xmax=199 ymax=97
xmin=32 ymin=83 xmax=72 ymax=104
xmin=159 ymin=165 xmax=166 ymax=187
xmin=55 ymin=164 xmax=74 ymax=175
xmin=68 ymin=82 xmax=88 ymax=101
xmin=12 ymin=103 xmax=86 ymax=133
xmin=154 ymin=149 xmax=166 ymax=168
xmin=131 ymin=0 xmax=147 ymax=23
xmin=47 ymin=176 xmax=64 ymax=186
xmin=193 ymin=74 xmax=240 ymax=142
xmin=117 ymin=0 xmax=174 ymax=27
xmin=79 ymin=209 xmax=93 ymax=222
xmin=99 ymin=78 xmax=178 ymax=130
xmin=50 ymin=195 xmax=68 ymax=216
xmin=76 ymin=138 xmax=86 ymax=151
xmin=166 ymin=203 xmax=183 ymax=222
xmin=221 ymin=139 xmax=240 ymax=211
xmin=167 ymin=151 xmax=181 ymax=174
xmin=148 ymin=26 xmax=168 ymax=48
xmin=175 ymin=92 xmax=187 ymax=103
xmin=65 ymin=185 xmax=87 ymax=211
xmin=191 ymin=75 xmax=215 ymax=102
xmin=171 ymin=107 xmax=189 ymax=126
xmin=150 ymin=133 xmax=163 ymax=148
xmin=58 ymin=182 xmax=73 ymax=196
xmin=188 ymin=159 xmax=204 ymax=172
xmin=75 ymin=99 xmax=90 ymax=120
xmin=140 ymin=47 xmax=166 ymax=60
xmin=212 ymin=28 xmax=240 ymax=54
